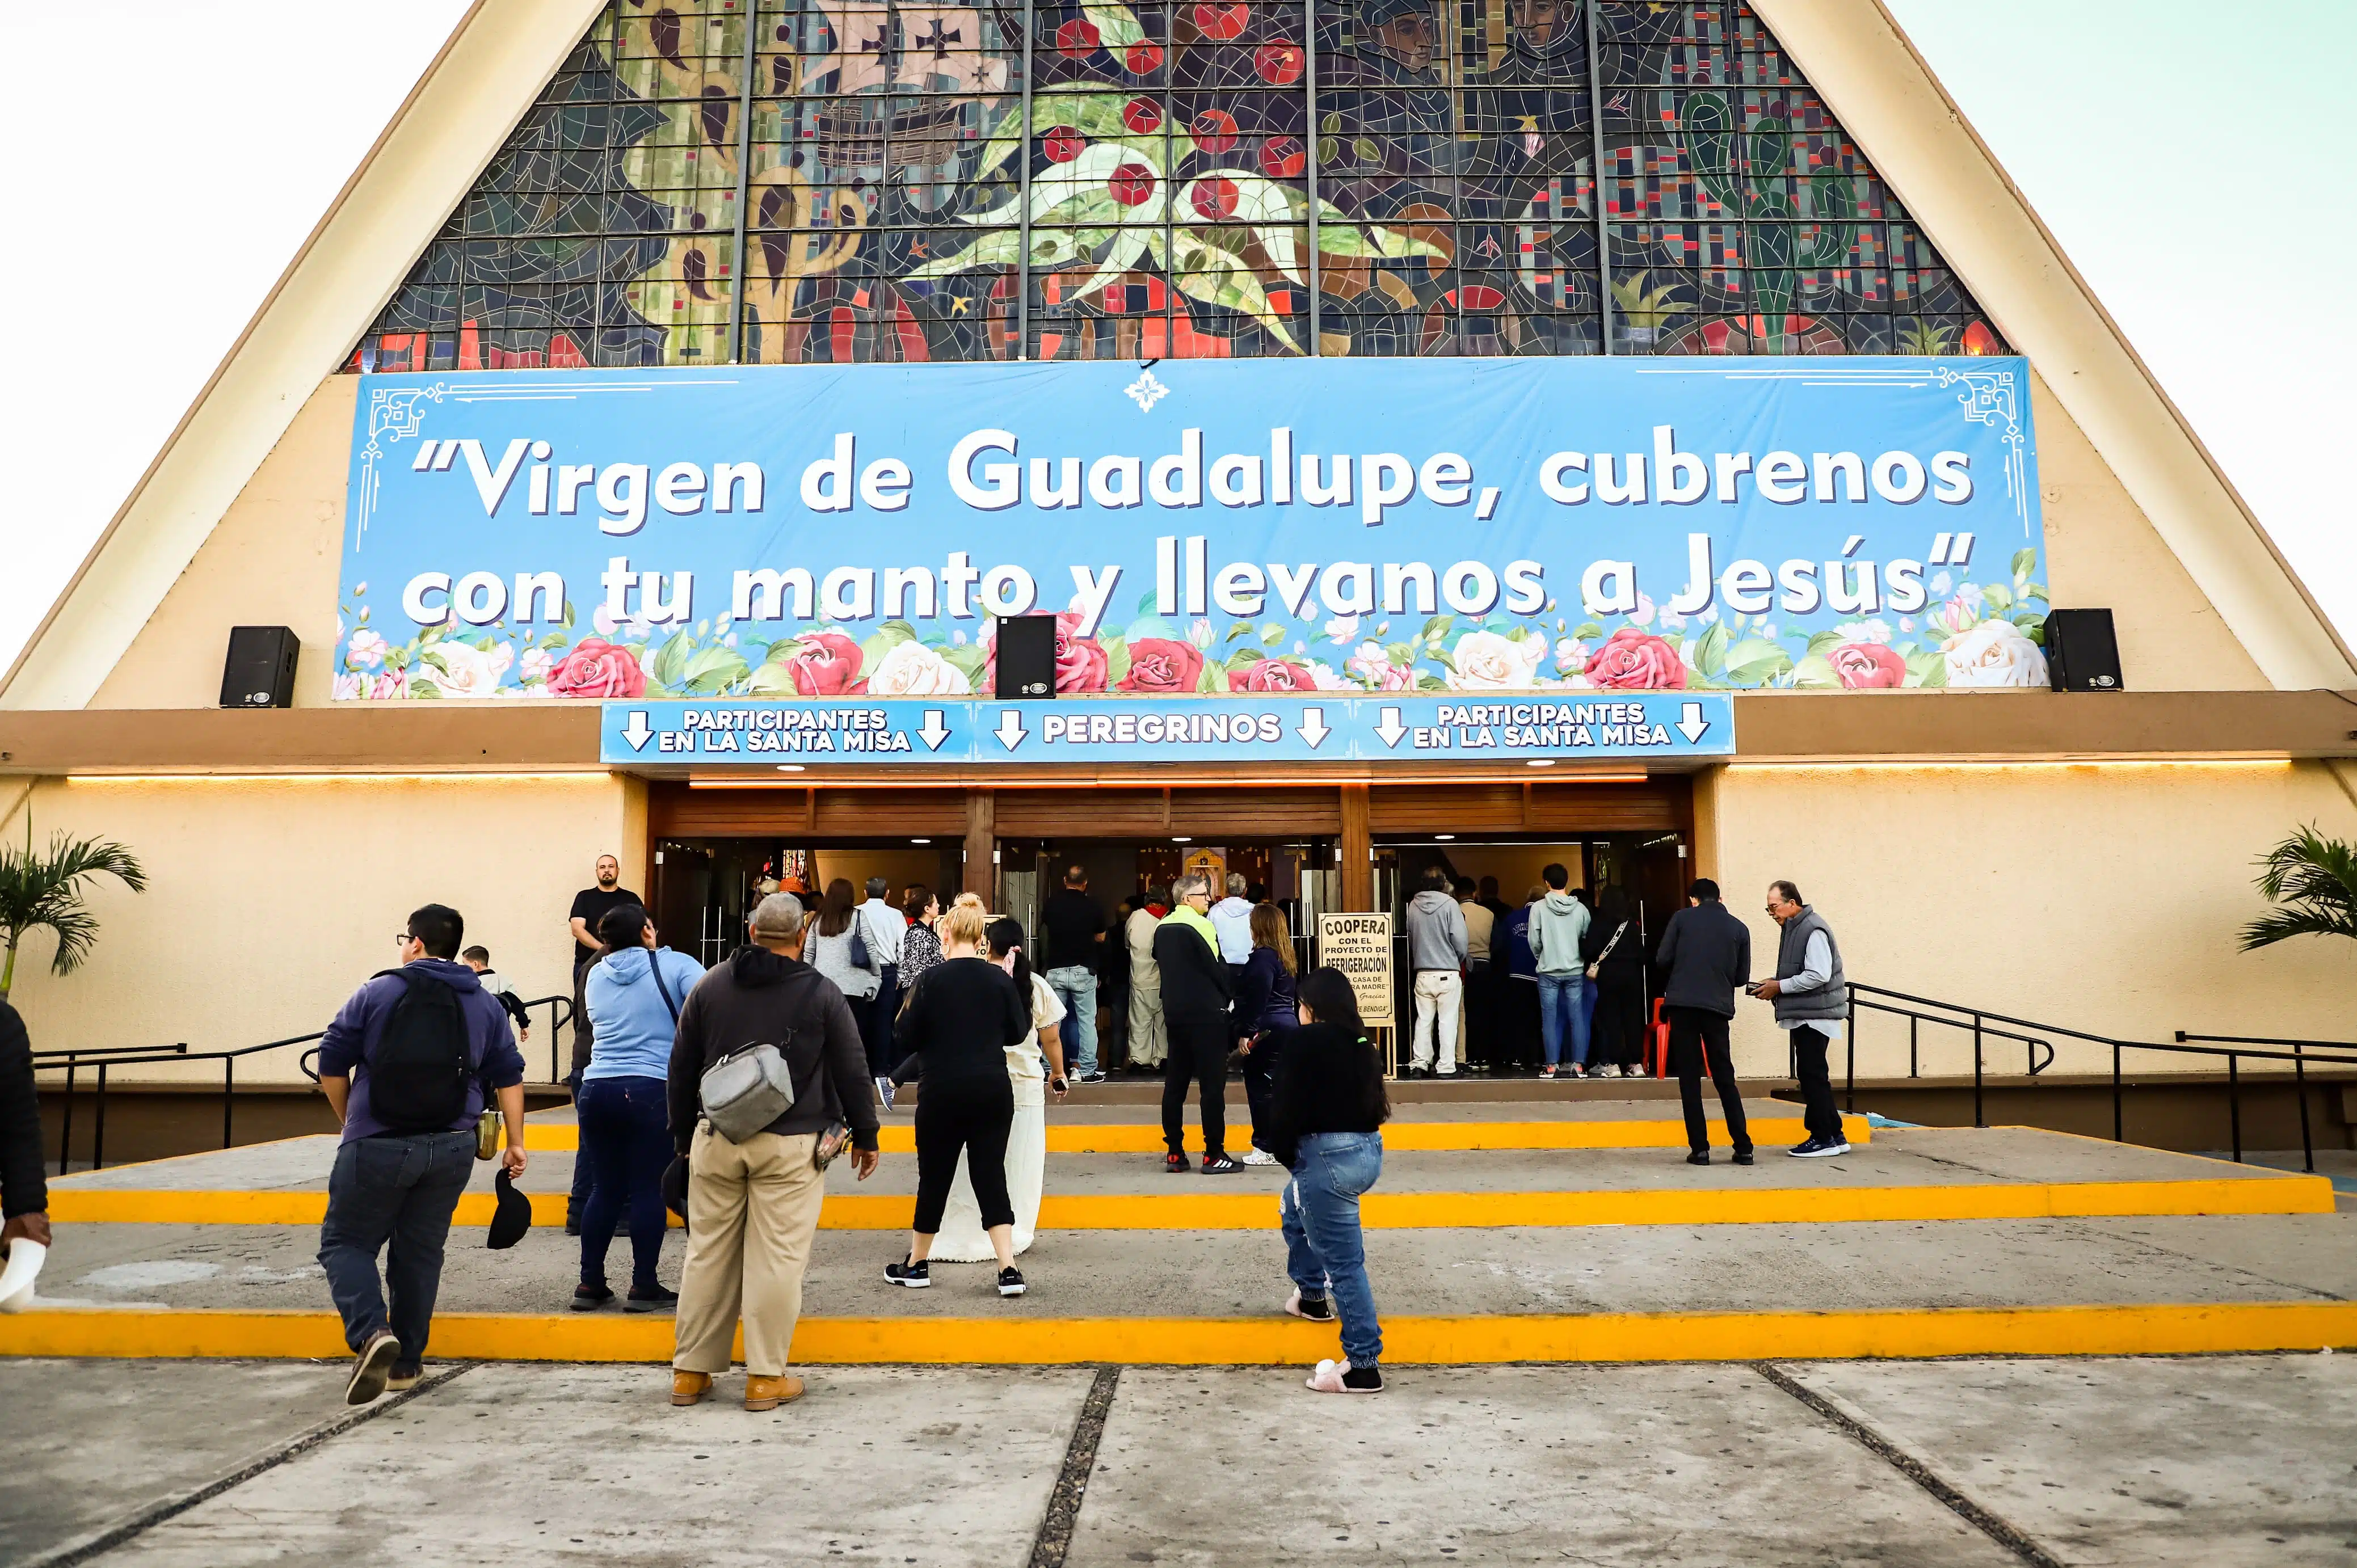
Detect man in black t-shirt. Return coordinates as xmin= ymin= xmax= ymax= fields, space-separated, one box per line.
xmin=565 ymin=854 xmax=639 ymax=1234
xmin=1039 ymin=866 xmax=1108 ymax=1084
xmin=570 ymin=855 xmax=639 ymax=967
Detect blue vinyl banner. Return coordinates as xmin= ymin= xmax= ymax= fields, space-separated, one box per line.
xmin=339 ymin=358 xmax=2043 ymax=705
xmin=598 ymin=694 xmax=1735 ymax=765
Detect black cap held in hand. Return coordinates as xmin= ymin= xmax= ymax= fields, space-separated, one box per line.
xmin=487 ymin=1168 xmax=532 ymax=1250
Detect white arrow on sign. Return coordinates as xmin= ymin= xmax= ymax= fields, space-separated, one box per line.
xmin=1298 ymin=706 xmax=1331 ymax=748
xmin=1374 ymin=706 xmax=1408 ymax=748
xmin=917 ymin=709 xmax=950 ymax=751
xmin=621 ymin=711 xmax=654 ymax=752
xmin=1676 ymin=701 xmax=1711 ymax=744
xmin=993 ymin=710 xmax=1028 ymax=752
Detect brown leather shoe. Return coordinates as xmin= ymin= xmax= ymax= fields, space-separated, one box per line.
xmin=743 ymin=1375 xmax=805 ymax=1411
xmin=671 ymin=1371 xmax=712 ymax=1406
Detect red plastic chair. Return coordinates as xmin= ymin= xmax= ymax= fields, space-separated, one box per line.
xmin=1645 ymin=998 xmax=1710 ymax=1081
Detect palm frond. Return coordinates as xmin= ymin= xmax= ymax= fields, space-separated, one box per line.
xmin=2242 ymin=824 xmax=2357 ymax=950
xmin=0 ymin=831 xmax=148 ymax=988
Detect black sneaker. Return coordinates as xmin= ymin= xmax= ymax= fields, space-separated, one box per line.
xmin=625 ymin=1283 xmax=679 ymax=1313
xmin=997 ymin=1266 xmax=1027 ymax=1297
xmin=1201 ymin=1153 xmax=1241 ymax=1174
xmin=1788 ymin=1137 xmax=1851 ymax=1158
xmin=1685 ymin=1150 xmax=1711 ymax=1166
xmin=1732 ymin=1148 xmax=1756 ymax=1166
xmin=885 ymin=1256 xmax=931 ymax=1288
xmin=571 ymin=1283 xmax=615 ymax=1312
xmin=1165 ymin=1150 xmax=1192 ymax=1173
xmin=1076 ymin=1071 xmax=1107 ymax=1085
xmin=1286 ymin=1287 xmax=1335 ymax=1322
xmin=1341 ymin=1364 xmax=1384 ymax=1392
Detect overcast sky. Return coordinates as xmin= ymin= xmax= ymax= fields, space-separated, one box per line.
xmin=1 ymin=0 xmax=2348 ymax=677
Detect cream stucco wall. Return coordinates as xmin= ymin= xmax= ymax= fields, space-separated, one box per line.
xmin=1705 ymin=758 xmax=2357 ymax=1077
xmin=93 ymin=377 xmax=357 ymax=710
xmin=2028 ymin=372 xmax=2263 ymax=691
xmin=1 ymin=772 xmax=641 ymax=1084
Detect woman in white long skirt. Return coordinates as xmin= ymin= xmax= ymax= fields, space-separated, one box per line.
xmin=929 ymin=916 xmax=1070 ymax=1261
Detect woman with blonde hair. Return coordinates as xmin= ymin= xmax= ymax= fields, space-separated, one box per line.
xmin=929 ymin=916 xmax=1069 ymax=1260
xmin=1231 ymin=903 xmax=1299 ymax=1166
xmin=885 ymin=893 xmax=1035 ymax=1296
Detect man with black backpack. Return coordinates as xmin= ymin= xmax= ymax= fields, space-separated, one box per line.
xmin=318 ymin=903 xmax=528 ymax=1406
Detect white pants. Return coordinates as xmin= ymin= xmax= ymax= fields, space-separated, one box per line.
xmin=1411 ymin=970 xmax=1463 ymax=1072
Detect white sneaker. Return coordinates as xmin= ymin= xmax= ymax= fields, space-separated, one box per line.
xmin=1240 ymin=1149 xmax=1278 ymax=1166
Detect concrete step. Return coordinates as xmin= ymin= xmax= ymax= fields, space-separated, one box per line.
xmin=41 ymin=1128 xmax=2334 ymax=1231
xmin=8 ymin=1211 xmax=2356 ymax=1364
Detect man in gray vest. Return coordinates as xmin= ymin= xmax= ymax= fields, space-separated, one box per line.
xmin=1748 ymin=880 xmax=1849 ymax=1157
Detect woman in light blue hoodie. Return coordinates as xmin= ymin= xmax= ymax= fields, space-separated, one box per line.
xmin=579 ymin=904 xmax=704 ymax=1312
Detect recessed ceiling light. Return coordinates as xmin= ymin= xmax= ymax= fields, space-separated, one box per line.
xmin=776 ymin=764 xmax=806 ymax=772
xmin=910 ymin=838 xmax=930 ymax=845
xmin=1171 ymin=836 xmax=1192 ymax=843
xmin=1434 ymin=833 xmax=1455 ymax=840
xmin=1526 ymin=759 xmax=1556 ymax=768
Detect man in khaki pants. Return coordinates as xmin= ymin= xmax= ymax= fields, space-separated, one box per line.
xmin=1124 ymin=886 xmax=1169 ymax=1069
xmin=667 ymin=893 xmax=880 ymax=1410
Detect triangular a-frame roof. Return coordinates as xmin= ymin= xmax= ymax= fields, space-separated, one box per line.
xmin=6 ymin=0 xmax=2348 ymax=709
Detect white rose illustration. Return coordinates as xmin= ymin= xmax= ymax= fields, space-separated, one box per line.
xmin=419 ymin=640 xmax=515 ymax=698
xmin=1446 ymin=629 xmax=1544 ymax=691
xmin=867 ymin=638 xmax=973 ymax=696
xmin=1942 ymin=620 xmax=2048 ymax=688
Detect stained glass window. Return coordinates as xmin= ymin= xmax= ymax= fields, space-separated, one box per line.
xmin=351 ymin=0 xmax=2002 ymax=369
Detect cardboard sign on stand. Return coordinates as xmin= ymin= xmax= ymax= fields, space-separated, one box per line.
xmin=1317 ymin=912 xmax=1398 ymax=1077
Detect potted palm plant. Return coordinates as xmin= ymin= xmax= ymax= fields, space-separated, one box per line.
xmin=0 ymin=829 xmax=148 ymax=1000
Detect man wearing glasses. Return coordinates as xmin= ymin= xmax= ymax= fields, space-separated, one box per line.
xmin=1748 ymin=881 xmax=1851 ymax=1158
xmin=317 ymin=904 xmax=527 ymax=1405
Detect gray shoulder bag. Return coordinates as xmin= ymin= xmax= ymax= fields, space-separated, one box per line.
xmin=700 ymin=1034 xmax=797 ymax=1145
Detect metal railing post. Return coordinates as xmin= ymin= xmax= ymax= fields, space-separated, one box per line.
xmin=1843 ymin=991 xmax=1854 ymax=1111
xmin=1971 ymin=1014 xmax=1985 ymax=1128
xmin=1908 ymin=1014 xmax=1917 ymax=1078
xmin=2112 ymin=1042 xmax=2123 ymax=1143
xmin=223 ymin=1056 xmax=235 ymax=1151
xmin=92 ymin=1063 xmax=109 ymax=1172
xmin=61 ymin=1061 xmax=76 ymax=1175
xmin=2295 ymin=1038 xmax=2313 ymax=1174
xmin=2226 ymin=1052 xmax=2241 ymax=1163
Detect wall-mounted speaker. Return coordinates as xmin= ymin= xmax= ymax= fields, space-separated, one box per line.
xmin=220 ymin=626 xmax=300 ymax=709
xmin=2044 ymin=609 xmax=2123 ymax=693
xmin=994 ymin=614 xmax=1058 ymax=699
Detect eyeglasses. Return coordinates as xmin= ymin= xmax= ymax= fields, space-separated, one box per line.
xmin=394 ymin=931 xmax=416 ymax=946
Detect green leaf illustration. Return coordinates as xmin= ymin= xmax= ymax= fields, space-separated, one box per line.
xmin=2011 ymin=547 xmax=2036 ymax=580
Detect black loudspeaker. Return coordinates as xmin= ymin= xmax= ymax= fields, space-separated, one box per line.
xmin=2044 ymin=609 xmax=2123 ymax=693
xmin=994 ymin=614 xmax=1058 ymax=699
xmin=220 ymin=626 xmax=301 ymax=709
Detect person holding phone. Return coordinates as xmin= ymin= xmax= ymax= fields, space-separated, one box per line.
xmin=1749 ymin=881 xmax=1850 ymax=1157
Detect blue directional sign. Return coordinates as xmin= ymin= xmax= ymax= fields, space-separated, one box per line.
xmin=599 ymin=694 xmax=1734 ymax=765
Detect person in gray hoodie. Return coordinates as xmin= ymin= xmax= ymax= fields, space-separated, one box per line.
xmin=1404 ymin=866 xmax=1469 ymax=1077
xmin=1525 ymin=863 xmax=1592 ymax=1077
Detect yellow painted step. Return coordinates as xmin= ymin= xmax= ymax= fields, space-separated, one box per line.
xmin=518 ymin=1115 xmax=1874 ymax=1155
xmin=4 ymin=1300 xmax=2354 ymax=1365
xmin=47 ymin=1172 xmax=2331 ymax=1229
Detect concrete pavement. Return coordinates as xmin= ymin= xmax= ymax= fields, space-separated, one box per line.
xmin=6 ymin=1354 xmax=2353 ymax=1566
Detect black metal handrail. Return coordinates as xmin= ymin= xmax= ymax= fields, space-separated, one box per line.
xmin=1844 ymin=982 xmax=2357 ymax=1171
xmin=35 ymin=993 xmax=574 ymax=1173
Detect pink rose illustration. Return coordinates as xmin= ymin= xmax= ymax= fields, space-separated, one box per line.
xmin=1118 ymin=637 xmax=1205 ymax=694
xmin=1583 ymin=628 xmax=1687 ymax=690
xmin=1828 ymin=642 xmax=1907 ymax=689
xmin=1345 ymin=640 xmax=1413 ymax=690
xmin=787 ymin=631 xmax=866 ymax=696
xmin=544 ymin=638 xmax=645 ymax=699
xmin=1230 ymin=658 xmax=1313 ymax=692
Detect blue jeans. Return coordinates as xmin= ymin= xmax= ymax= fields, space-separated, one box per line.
xmin=578 ymin=1074 xmax=672 ymax=1292
xmin=318 ymin=1129 xmax=475 ymax=1362
xmin=1044 ymin=966 xmax=1098 ymax=1074
xmin=1281 ymin=1131 xmax=1384 ymax=1367
xmin=1538 ymin=972 xmax=1588 ymax=1067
